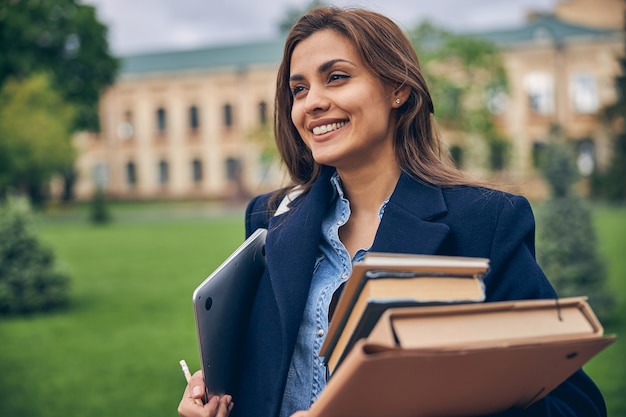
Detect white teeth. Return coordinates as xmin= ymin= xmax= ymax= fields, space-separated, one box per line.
xmin=312 ymin=121 xmax=345 ymax=136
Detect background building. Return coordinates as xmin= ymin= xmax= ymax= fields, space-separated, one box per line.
xmin=71 ymin=0 xmax=624 ymax=201
xmin=73 ymin=39 xmax=285 ymax=201
xmin=478 ymin=0 xmax=624 ymax=198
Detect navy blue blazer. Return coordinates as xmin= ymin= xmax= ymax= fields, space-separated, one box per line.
xmin=233 ymin=167 xmax=606 ymax=417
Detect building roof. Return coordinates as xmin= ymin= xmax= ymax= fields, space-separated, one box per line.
xmin=118 ymin=15 xmax=621 ymax=77
xmin=471 ymin=14 xmax=621 ymax=46
xmin=119 ymin=37 xmax=285 ymax=76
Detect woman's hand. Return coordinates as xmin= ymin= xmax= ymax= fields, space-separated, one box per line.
xmin=178 ymin=370 xmax=233 ymax=417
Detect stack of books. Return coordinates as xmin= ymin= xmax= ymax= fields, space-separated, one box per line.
xmin=312 ymin=252 xmax=615 ymax=417
xmin=320 ymin=252 xmax=490 ymax=373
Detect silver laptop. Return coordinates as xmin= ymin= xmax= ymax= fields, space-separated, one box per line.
xmin=192 ymin=228 xmax=267 ymax=397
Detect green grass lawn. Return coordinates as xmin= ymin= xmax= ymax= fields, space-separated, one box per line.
xmin=0 ymin=203 xmax=624 ymax=417
xmin=0 ymin=206 xmax=246 ymax=417
xmin=584 ymin=204 xmax=626 ymax=416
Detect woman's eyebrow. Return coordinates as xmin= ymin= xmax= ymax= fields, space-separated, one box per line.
xmin=289 ymin=58 xmax=356 ymax=82
xmin=318 ymin=58 xmax=355 ymax=73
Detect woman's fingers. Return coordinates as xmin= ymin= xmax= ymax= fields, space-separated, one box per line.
xmin=216 ymin=395 xmax=233 ymax=417
xmin=178 ymin=393 xmax=233 ymax=417
xmin=177 ymin=369 xmax=233 ymax=417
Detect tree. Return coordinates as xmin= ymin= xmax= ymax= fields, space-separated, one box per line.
xmin=0 ymin=195 xmax=70 ymax=315
xmin=278 ymin=0 xmax=326 ymax=34
xmin=409 ymin=22 xmax=510 ymax=171
xmin=536 ymin=130 xmax=614 ymax=320
xmin=0 ymin=73 xmax=76 ymax=205
xmin=0 ymin=0 xmax=118 ymax=131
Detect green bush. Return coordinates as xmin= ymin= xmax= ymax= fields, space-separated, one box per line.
xmin=536 ymin=139 xmax=615 ymax=319
xmin=89 ymin=187 xmax=111 ymax=224
xmin=0 ymin=196 xmax=70 ymax=314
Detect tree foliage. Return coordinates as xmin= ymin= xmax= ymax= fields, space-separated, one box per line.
xmin=0 ymin=196 xmax=70 ymax=315
xmin=536 ymin=135 xmax=614 ymax=320
xmin=409 ymin=22 xmax=510 ymax=170
xmin=0 ymin=73 xmax=76 ymax=205
xmin=277 ymin=0 xmax=326 ymax=34
xmin=0 ymin=0 xmax=118 ymax=131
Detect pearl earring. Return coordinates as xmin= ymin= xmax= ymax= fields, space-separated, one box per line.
xmin=395 ymin=99 xmax=401 ymax=104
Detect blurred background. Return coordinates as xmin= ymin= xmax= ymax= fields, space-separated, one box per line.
xmin=0 ymin=0 xmax=624 ymax=416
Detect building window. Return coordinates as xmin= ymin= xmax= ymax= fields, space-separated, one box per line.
xmin=192 ymin=159 xmax=203 ymax=183
xmin=523 ymin=72 xmax=554 ymax=115
xmin=570 ymin=72 xmax=599 ymax=114
xmin=259 ymin=101 xmax=268 ymax=125
xmin=156 ymin=107 xmax=167 ymax=133
xmin=158 ymin=160 xmax=169 ymax=185
xmin=577 ymin=139 xmax=596 ymax=176
xmin=126 ymin=161 xmax=137 ymax=186
xmin=92 ymin=162 xmax=109 ymax=189
xmin=226 ymin=157 xmax=241 ymax=180
xmin=224 ymin=103 xmax=233 ymax=127
xmin=117 ymin=110 xmax=135 ymax=140
xmin=189 ymin=105 xmax=200 ymax=131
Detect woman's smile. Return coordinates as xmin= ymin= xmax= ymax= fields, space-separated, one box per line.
xmin=311 ymin=120 xmax=347 ymax=136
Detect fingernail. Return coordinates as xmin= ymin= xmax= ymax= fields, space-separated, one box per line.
xmin=192 ymin=386 xmax=202 ymax=397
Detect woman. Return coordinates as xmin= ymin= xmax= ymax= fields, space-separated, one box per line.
xmin=179 ymin=7 xmax=607 ymax=417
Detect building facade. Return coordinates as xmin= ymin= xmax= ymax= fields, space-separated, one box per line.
xmin=479 ymin=0 xmax=624 ymax=197
xmin=71 ymin=0 xmax=625 ymax=201
xmin=73 ymin=39 xmax=286 ymax=201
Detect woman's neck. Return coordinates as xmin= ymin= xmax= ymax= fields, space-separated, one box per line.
xmin=337 ymin=162 xmax=401 ymax=215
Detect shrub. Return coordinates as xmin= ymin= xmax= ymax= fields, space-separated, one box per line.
xmin=89 ymin=187 xmax=111 ymax=224
xmin=536 ymin=139 xmax=614 ymax=319
xmin=0 ymin=196 xmax=70 ymax=315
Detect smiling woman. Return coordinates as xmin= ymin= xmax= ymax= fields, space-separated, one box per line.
xmin=177 ymin=6 xmax=609 ymax=417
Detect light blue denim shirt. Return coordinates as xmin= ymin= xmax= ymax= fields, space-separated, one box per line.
xmin=278 ymin=173 xmax=388 ymax=417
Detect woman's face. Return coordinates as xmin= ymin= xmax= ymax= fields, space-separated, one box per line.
xmin=289 ymin=29 xmax=400 ymax=172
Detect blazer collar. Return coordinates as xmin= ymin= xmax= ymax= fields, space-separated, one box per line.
xmin=372 ymin=171 xmax=451 ymax=255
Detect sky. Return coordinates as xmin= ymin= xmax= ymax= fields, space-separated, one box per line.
xmin=82 ymin=0 xmax=559 ymax=56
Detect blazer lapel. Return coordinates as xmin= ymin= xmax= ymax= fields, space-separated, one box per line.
xmin=372 ymin=172 xmax=451 ymax=255
xmin=265 ymin=168 xmax=335 ymax=358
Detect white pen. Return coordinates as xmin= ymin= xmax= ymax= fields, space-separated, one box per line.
xmin=179 ymin=359 xmax=204 ymax=405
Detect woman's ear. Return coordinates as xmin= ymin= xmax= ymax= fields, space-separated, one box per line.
xmin=392 ymin=85 xmax=411 ymax=108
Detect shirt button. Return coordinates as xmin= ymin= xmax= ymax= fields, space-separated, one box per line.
xmin=317 ymin=329 xmax=324 ymax=337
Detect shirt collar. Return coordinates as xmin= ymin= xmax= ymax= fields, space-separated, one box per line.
xmin=329 ymin=171 xmax=390 ymax=221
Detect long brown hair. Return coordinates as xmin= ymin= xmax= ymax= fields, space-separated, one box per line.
xmin=274 ymin=6 xmax=469 ymax=193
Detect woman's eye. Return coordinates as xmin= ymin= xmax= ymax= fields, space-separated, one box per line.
xmin=329 ymin=73 xmax=349 ymax=83
xmin=291 ymin=85 xmax=306 ymax=97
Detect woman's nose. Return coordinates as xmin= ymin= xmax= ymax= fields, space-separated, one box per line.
xmin=304 ymin=86 xmax=330 ymax=114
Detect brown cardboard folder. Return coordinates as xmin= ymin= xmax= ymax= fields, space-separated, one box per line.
xmin=308 ymin=297 xmax=615 ymax=417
